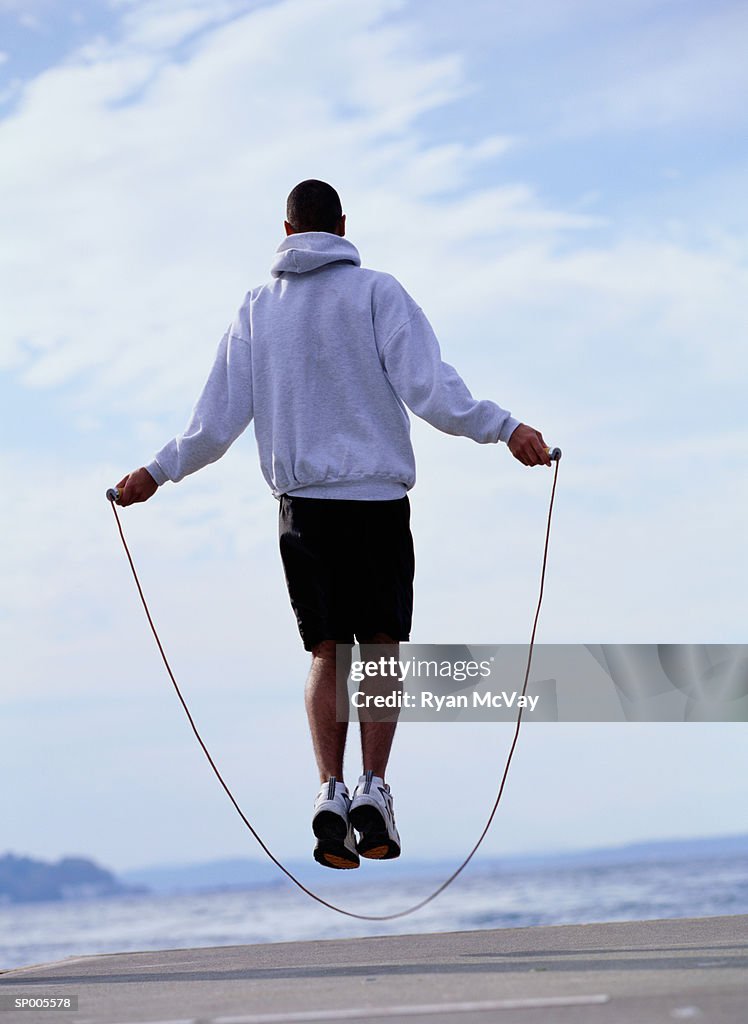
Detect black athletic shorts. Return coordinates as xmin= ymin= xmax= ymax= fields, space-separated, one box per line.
xmin=278 ymin=494 xmax=415 ymax=651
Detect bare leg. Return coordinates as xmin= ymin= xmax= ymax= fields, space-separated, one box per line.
xmin=358 ymin=633 xmax=399 ymax=781
xmin=305 ymin=640 xmax=351 ymax=784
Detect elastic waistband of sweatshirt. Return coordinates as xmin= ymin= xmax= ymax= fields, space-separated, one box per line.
xmin=280 ymin=478 xmax=409 ymax=501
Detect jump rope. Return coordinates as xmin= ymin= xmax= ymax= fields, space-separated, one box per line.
xmin=106 ymin=446 xmax=561 ymax=921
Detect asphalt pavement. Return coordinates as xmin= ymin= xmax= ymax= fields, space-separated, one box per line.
xmin=1 ymin=914 xmax=746 ymax=1023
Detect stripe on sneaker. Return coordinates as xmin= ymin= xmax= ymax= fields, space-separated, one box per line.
xmin=363 ymin=770 xmax=373 ymax=795
xmin=327 ymin=776 xmax=337 ymax=801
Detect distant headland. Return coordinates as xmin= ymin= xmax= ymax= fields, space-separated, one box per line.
xmin=0 ymin=852 xmax=146 ymax=904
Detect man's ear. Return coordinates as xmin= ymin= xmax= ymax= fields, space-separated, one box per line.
xmin=337 ymin=214 xmax=346 ymax=237
xmin=284 ymin=220 xmax=295 ymax=236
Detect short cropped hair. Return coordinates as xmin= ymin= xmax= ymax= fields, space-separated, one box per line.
xmin=286 ymin=179 xmax=343 ymax=233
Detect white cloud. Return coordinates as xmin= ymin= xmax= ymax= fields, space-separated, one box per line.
xmin=3 ymin=0 xmax=743 ymax=423
xmin=556 ymin=4 xmax=748 ymax=135
xmin=0 ymin=0 xmax=608 ymax=412
xmin=113 ymin=0 xmax=251 ymax=51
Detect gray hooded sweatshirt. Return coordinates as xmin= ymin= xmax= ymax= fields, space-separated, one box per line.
xmin=146 ymin=233 xmax=520 ymax=500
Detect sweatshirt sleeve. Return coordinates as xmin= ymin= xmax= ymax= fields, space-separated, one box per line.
xmin=146 ymin=330 xmax=253 ymax=485
xmin=380 ymin=308 xmax=520 ymax=445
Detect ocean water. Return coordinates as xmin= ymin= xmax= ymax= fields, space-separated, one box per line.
xmin=2 ymin=853 xmax=747 ymax=971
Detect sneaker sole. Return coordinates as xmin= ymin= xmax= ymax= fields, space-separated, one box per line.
xmin=313 ymin=841 xmax=360 ymax=870
xmin=349 ymin=804 xmax=401 ymax=860
xmin=313 ymin=810 xmax=359 ymax=870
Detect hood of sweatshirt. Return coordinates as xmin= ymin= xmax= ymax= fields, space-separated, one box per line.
xmin=270 ymin=232 xmax=361 ymax=277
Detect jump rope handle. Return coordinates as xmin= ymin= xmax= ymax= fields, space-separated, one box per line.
xmin=546 ymin=447 xmax=562 ymax=462
xmin=106 ymin=487 xmax=120 ymax=503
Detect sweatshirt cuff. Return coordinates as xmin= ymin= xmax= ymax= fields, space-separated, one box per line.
xmin=498 ymin=415 xmax=521 ymax=444
xmin=145 ymin=459 xmax=169 ymax=487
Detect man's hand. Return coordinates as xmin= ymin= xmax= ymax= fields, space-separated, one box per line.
xmin=507 ymin=423 xmax=551 ymax=467
xmin=115 ymin=467 xmax=159 ymax=506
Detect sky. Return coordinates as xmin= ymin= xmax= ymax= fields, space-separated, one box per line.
xmin=1 ymin=0 xmax=747 ymax=885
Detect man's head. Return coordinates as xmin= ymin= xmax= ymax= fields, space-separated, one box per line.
xmin=285 ymin=179 xmax=345 ymax=236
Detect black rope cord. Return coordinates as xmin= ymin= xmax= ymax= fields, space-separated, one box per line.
xmin=107 ymin=457 xmax=559 ymax=921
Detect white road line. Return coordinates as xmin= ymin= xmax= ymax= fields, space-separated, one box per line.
xmin=214 ymin=994 xmax=611 ymax=1023
xmin=104 ymin=1019 xmax=195 ymax=1024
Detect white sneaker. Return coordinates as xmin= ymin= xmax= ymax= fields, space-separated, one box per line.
xmin=312 ymin=777 xmax=360 ymax=870
xmin=349 ymin=770 xmax=401 ymax=860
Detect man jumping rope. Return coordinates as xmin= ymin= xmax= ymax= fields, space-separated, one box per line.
xmin=114 ymin=180 xmax=550 ymax=870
